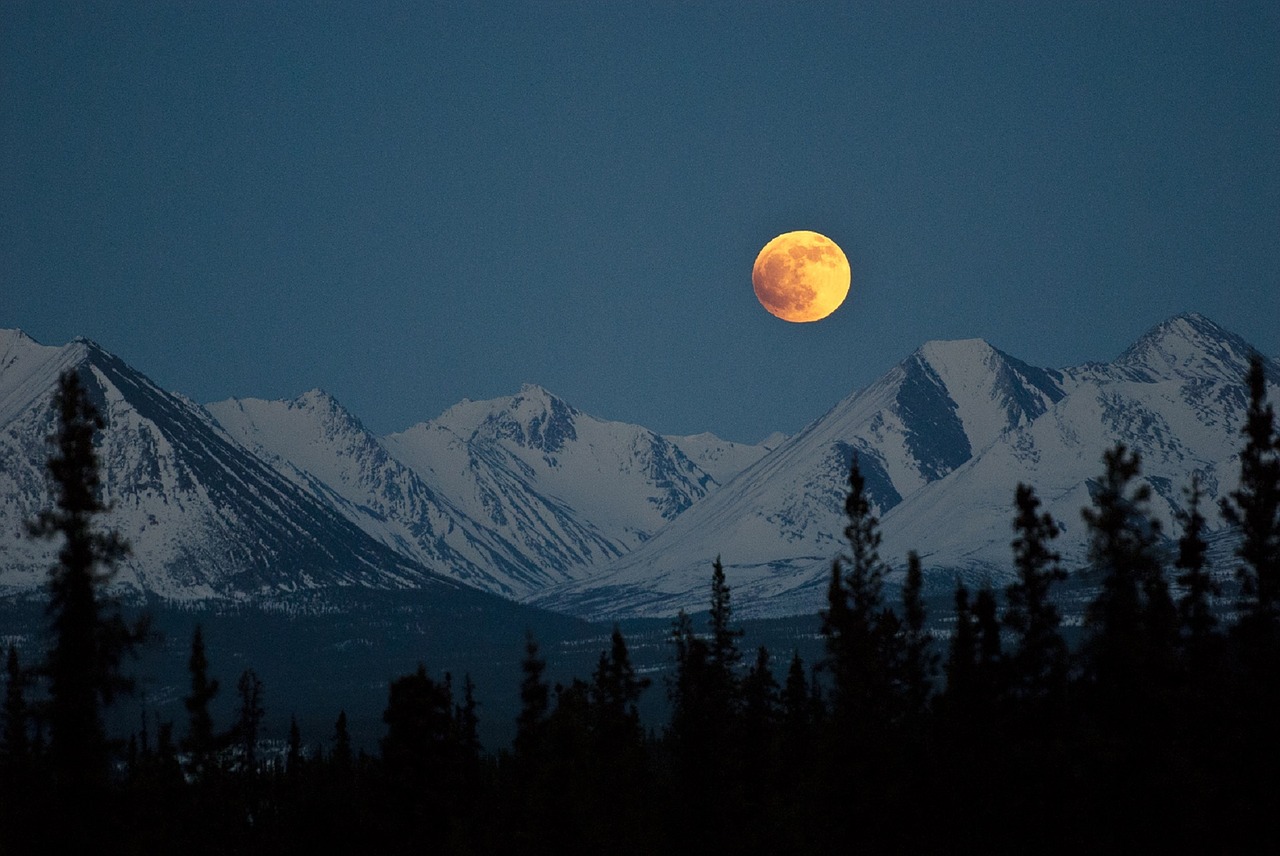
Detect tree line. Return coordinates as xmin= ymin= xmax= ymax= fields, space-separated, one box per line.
xmin=1 ymin=359 xmax=1277 ymax=854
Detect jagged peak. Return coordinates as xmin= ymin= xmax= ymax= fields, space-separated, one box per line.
xmin=294 ymin=387 xmax=339 ymax=408
xmin=421 ymin=384 xmax=583 ymax=452
xmin=1115 ymin=312 xmax=1269 ymax=383
xmin=915 ymin=337 xmax=998 ymax=365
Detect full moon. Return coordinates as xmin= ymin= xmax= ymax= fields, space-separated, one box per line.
xmin=752 ymin=231 xmax=851 ymax=323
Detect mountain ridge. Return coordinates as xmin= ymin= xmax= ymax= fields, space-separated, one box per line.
xmin=1 ymin=313 xmax=1271 ymax=620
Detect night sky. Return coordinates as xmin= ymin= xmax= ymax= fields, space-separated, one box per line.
xmin=4 ymin=2 xmax=1277 ymax=444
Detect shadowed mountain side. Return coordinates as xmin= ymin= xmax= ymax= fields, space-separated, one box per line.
xmin=1 ymin=332 xmax=452 ymax=599
xmin=534 ymin=314 xmax=1273 ymax=620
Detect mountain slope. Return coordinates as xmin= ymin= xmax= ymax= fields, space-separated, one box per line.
xmin=534 ymin=314 xmax=1272 ymax=619
xmin=531 ymin=337 xmax=1070 ymax=617
xmin=209 ymin=390 xmax=573 ymax=597
xmin=382 ymin=385 xmax=717 ymax=592
xmin=0 ymin=331 xmax=454 ymax=601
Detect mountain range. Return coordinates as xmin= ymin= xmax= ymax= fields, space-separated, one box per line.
xmin=1 ymin=313 xmax=1274 ymax=620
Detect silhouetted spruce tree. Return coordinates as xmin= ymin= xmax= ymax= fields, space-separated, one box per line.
xmin=1080 ymin=445 xmax=1177 ymax=712
xmin=26 ymin=370 xmax=149 ymax=804
xmin=778 ymin=650 xmax=819 ymax=774
xmin=664 ymin=609 xmax=719 ymax=846
xmin=741 ymin=647 xmax=779 ymax=731
xmin=942 ymin=581 xmax=1008 ymax=716
xmin=1219 ymin=354 xmax=1280 ymax=630
xmin=942 ymin=583 xmax=978 ymax=709
xmin=1216 ymin=355 xmax=1280 ymax=849
xmin=821 ymin=455 xmax=899 ymax=731
xmin=380 ymin=663 xmax=457 ymax=842
xmin=708 ymin=556 xmax=743 ymax=678
xmin=900 ymin=551 xmax=936 ymax=718
xmin=286 ymin=715 xmax=302 ymax=776
xmin=972 ymin=586 xmax=1004 ymax=701
xmin=1175 ymin=474 xmax=1220 ymax=653
xmin=183 ymin=623 xmax=220 ymax=780
xmin=591 ymin=626 xmax=650 ymax=750
xmin=736 ymin=646 xmax=782 ymax=846
xmin=1078 ymin=445 xmax=1180 ymax=843
xmin=514 ymin=633 xmax=550 ymax=761
xmin=819 ymin=455 xmax=913 ymax=848
xmin=1003 ymin=483 xmax=1069 ymax=704
xmin=454 ymin=674 xmax=481 ymax=761
xmin=234 ymin=668 xmax=265 ymax=773
xmin=780 ymin=651 xmax=813 ymax=741
xmin=330 ymin=710 xmax=352 ymax=774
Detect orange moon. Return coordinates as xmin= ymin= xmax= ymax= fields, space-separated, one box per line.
xmin=752 ymin=231 xmax=851 ymax=323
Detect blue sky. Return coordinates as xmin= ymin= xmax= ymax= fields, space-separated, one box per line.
xmin=4 ymin=2 xmax=1277 ymax=443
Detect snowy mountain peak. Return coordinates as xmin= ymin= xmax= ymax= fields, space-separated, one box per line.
xmin=478 ymin=385 xmax=580 ymax=454
xmin=891 ymin=337 xmax=1065 ymax=477
xmin=289 ymin=388 xmax=368 ymax=430
xmin=296 ymin=387 xmax=336 ymax=406
xmin=1114 ymin=312 xmax=1271 ymax=384
xmin=915 ymin=337 xmax=997 ymax=367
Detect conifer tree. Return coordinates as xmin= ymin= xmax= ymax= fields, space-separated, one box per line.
xmin=942 ymin=583 xmax=979 ymax=710
xmin=234 ymin=668 xmax=265 ymax=772
xmin=1004 ymin=484 xmax=1069 ymax=703
xmin=709 ymin=556 xmax=743 ymax=676
xmin=183 ymin=624 xmax=219 ymax=779
xmin=454 ymin=674 xmax=481 ymax=761
xmin=666 ymin=610 xmax=712 ymax=751
xmin=331 ymin=710 xmax=352 ymax=774
xmin=514 ymin=633 xmax=549 ymax=760
xmin=26 ymin=370 xmax=149 ymax=795
xmin=822 ymin=455 xmax=898 ymax=729
xmin=1219 ymin=354 xmax=1280 ymax=628
xmin=286 ymin=715 xmax=302 ymax=775
xmin=704 ymin=557 xmax=743 ymax=731
xmin=781 ymin=651 xmax=811 ymax=729
xmin=381 ymin=664 xmax=457 ymax=833
xmin=591 ymin=626 xmax=650 ymax=749
xmin=1080 ymin=445 xmax=1176 ymax=716
xmin=972 ymin=586 xmax=1004 ymax=701
xmin=1175 ymin=474 xmax=1220 ymax=649
xmin=942 ymin=582 xmax=1006 ymax=714
xmin=741 ymin=646 xmax=780 ymax=743
xmin=780 ymin=650 xmax=817 ymax=764
xmin=900 ymin=551 xmax=936 ymax=716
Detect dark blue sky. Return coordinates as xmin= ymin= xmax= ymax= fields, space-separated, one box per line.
xmin=4 ymin=2 xmax=1277 ymax=443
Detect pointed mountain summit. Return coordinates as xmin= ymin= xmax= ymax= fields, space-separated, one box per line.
xmin=208 ymin=388 xmax=570 ymax=597
xmin=3 ymin=313 xmax=1269 ymax=621
xmin=532 ymin=335 xmax=1069 ymax=618
xmin=535 ymin=314 xmax=1272 ymax=620
xmin=0 ymin=332 xmax=452 ymax=600
xmin=1108 ymin=312 xmax=1277 ymax=384
xmin=384 ymin=385 xmax=717 ymax=592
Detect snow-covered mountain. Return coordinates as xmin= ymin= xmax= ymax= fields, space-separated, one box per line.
xmin=208 ymin=385 xmax=741 ymax=599
xmin=532 ymin=314 xmax=1276 ymax=619
xmin=380 ymin=385 xmax=720 ymax=592
xmin=0 ymin=330 xmax=456 ymax=601
xmin=206 ymin=390 xmax=558 ymax=597
xmin=3 ymin=313 xmax=1271 ymax=621
xmin=663 ymin=431 xmax=785 ymax=485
